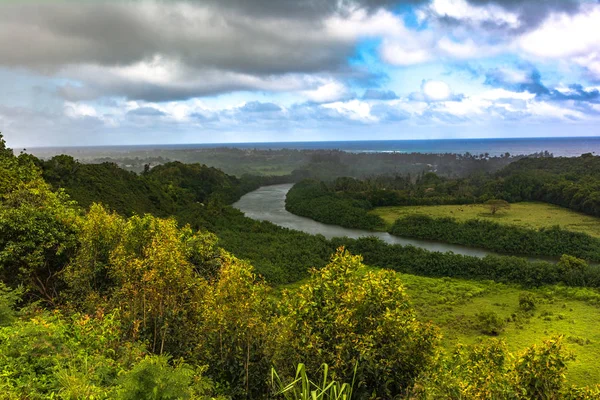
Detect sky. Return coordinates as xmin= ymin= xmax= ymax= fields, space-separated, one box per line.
xmin=1 ymin=0 xmax=600 ymax=147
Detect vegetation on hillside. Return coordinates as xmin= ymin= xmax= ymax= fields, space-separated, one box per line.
xmin=2 ymin=134 xmax=600 ymax=398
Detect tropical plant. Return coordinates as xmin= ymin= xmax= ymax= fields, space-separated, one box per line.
xmin=271 ymin=363 xmax=356 ymax=400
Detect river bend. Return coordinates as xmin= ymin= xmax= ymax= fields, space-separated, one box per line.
xmin=233 ymin=184 xmax=503 ymax=259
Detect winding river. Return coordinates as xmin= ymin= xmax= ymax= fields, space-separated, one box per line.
xmin=233 ymin=183 xmax=503 ymax=259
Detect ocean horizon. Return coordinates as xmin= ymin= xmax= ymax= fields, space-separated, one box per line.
xmin=26 ymin=136 xmax=600 ymax=158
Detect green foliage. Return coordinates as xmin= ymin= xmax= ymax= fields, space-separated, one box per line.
xmin=415 ymin=340 xmax=517 ymax=399
xmin=519 ymin=292 xmax=537 ymax=312
xmin=0 ymin=283 xmax=22 ymax=326
xmin=2 ymin=141 xmax=600 ymax=397
xmin=373 ymin=201 xmax=600 ymax=239
xmin=334 ymin=236 xmax=600 ymax=288
xmin=194 ymin=253 xmax=272 ymax=398
xmin=0 ymin=179 xmax=80 ymax=302
xmin=0 ymin=309 xmax=145 ymax=399
xmin=65 ymin=205 xmax=222 ymax=357
xmin=118 ymin=355 xmax=216 ymax=400
xmin=285 ymin=179 xmax=385 ymax=230
xmin=416 ymin=337 xmax=577 ymax=399
xmin=271 ymin=363 xmax=356 ymax=400
xmin=41 ymin=156 xmax=175 ymax=217
xmin=513 ymin=338 xmax=574 ymax=399
xmin=272 ymin=248 xmax=440 ymax=398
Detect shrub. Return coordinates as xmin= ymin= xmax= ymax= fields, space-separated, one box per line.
xmin=519 ymin=292 xmax=537 ymax=312
xmin=272 ymin=248 xmax=440 ymax=398
xmin=476 ymin=311 xmax=506 ymax=336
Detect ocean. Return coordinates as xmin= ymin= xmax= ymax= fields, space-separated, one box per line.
xmin=30 ymin=137 xmax=600 ymax=157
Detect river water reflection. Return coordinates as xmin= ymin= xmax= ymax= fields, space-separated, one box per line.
xmin=233 ymin=184 xmax=503 ymax=259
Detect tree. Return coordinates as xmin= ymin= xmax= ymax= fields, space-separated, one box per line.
xmin=485 ymin=199 xmax=510 ymax=215
xmin=195 ymin=253 xmax=272 ymax=398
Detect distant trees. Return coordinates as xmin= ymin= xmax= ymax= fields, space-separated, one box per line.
xmin=389 ymin=215 xmax=600 ymax=262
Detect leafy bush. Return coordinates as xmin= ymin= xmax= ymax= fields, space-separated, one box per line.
xmin=272 ymin=248 xmax=440 ymax=398
xmin=415 ymin=337 xmax=580 ymax=399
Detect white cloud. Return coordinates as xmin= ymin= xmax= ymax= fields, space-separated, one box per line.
xmin=301 ymin=81 xmax=351 ymax=103
xmin=519 ymin=6 xmax=600 ymax=59
xmin=381 ymin=40 xmax=433 ymax=65
xmin=422 ymin=80 xmax=451 ymax=101
xmin=322 ymin=100 xmax=374 ymax=122
xmin=64 ymin=102 xmax=99 ymax=119
xmin=518 ymin=5 xmax=600 ymax=78
xmin=527 ymin=101 xmax=586 ymax=120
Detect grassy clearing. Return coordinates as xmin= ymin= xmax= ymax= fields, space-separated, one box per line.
xmin=371 ymin=202 xmax=600 ymax=238
xmin=399 ymin=272 xmax=600 ymax=387
xmin=276 ymin=269 xmax=600 ymax=387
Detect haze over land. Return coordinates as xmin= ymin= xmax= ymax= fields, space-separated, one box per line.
xmin=1 ymin=0 xmax=600 ymax=147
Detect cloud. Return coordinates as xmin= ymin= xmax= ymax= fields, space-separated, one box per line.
xmin=429 ymin=0 xmax=582 ymax=33
xmin=362 ymin=89 xmax=398 ymax=100
xmin=466 ymin=0 xmax=581 ymax=30
xmin=370 ymin=103 xmax=411 ymax=121
xmin=410 ymin=79 xmax=464 ymax=102
xmin=0 ymin=2 xmax=392 ymax=101
xmin=484 ymin=66 xmax=600 ymax=102
xmin=126 ymin=106 xmax=167 ymax=117
xmin=238 ymin=101 xmax=282 ymax=113
xmin=301 ymin=81 xmax=353 ymax=103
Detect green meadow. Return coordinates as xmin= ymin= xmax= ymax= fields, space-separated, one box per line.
xmin=400 ymin=273 xmax=600 ymax=387
xmin=371 ymin=202 xmax=600 ymax=238
xmin=278 ymin=267 xmax=600 ymax=387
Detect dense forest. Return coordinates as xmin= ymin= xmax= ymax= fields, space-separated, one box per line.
xmin=2 ymin=134 xmax=600 ymax=398
xmin=29 ymin=145 xmax=539 ymax=179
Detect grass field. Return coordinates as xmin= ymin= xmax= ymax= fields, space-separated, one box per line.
xmin=370 ymin=202 xmax=600 ymax=238
xmin=399 ymin=272 xmax=600 ymax=386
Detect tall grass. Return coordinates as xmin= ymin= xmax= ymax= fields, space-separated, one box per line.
xmin=271 ymin=363 xmax=356 ymax=400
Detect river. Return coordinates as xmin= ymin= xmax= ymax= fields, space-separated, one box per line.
xmin=233 ymin=183 xmax=505 ymax=259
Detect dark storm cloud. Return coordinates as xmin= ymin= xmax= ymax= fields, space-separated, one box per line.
xmin=0 ymin=0 xmax=430 ymax=74
xmin=0 ymin=1 xmax=389 ymax=101
xmin=196 ymin=0 xmax=430 ymax=17
xmin=0 ymin=2 xmax=349 ymax=75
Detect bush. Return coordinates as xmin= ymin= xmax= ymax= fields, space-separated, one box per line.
xmin=476 ymin=311 xmax=506 ymax=336
xmin=272 ymin=248 xmax=440 ymax=398
xmin=519 ymin=292 xmax=537 ymax=312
